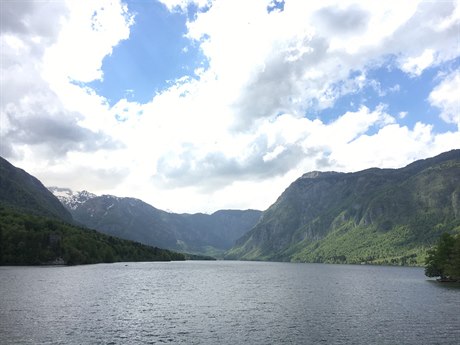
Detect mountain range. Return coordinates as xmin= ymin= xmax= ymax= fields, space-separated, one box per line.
xmin=227 ymin=149 xmax=460 ymax=265
xmin=47 ymin=188 xmax=262 ymax=256
xmin=0 ymin=157 xmax=184 ymax=265
xmin=2 ymin=149 xmax=460 ymax=266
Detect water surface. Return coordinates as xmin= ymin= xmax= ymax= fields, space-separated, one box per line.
xmin=1 ymin=261 xmax=459 ymax=344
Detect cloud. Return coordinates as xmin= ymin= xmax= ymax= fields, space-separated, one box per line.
xmin=106 ymin=0 xmax=459 ymax=212
xmin=0 ymin=0 xmax=131 ymax=161
xmin=231 ymin=35 xmax=331 ymax=130
xmin=2 ymin=107 xmax=121 ymax=159
xmin=154 ymin=135 xmax=306 ymax=189
xmin=328 ymin=121 xmax=449 ymax=172
xmin=312 ymin=4 xmax=370 ymax=36
xmin=399 ymin=111 xmax=408 ymax=119
xmin=0 ymin=1 xmax=67 ymax=39
xmin=36 ymin=164 xmax=129 ymax=192
xmin=429 ymin=70 xmax=460 ymax=128
xmin=1 ymin=1 xmax=67 ymax=104
xmin=43 ymin=0 xmax=134 ymax=84
xmin=182 ymin=0 xmax=459 ymax=132
xmin=390 ymin=1 xmax=460 ymax=75
xmin=401 ymin=49 xmax=436 ymax=77
xmin=159 ymin=0 xmax=212 ymax=12
xmin=152 ymin=105 xmax=395 ymax=189
xmin=2 ymin=0 xmax=460 ymax=213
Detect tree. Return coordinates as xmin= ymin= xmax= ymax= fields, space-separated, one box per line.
xmin=425 ymin=233 xmax=459 ymax=281
xmin=0 ymin=224 xmax=3 ymax=264
xmin=445 ymin=236 xmax=460 ymax=279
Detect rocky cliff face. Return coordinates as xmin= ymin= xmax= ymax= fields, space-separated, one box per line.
xmin=227 ymin=150 xmax=460 ymax=264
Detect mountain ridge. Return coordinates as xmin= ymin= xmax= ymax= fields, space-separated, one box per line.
xmin=4 ymin=149 xmax=459 ymax=265
xmin=0 ymin=156 xmax=186 ymax=265
xmin=48 ymin=187 xmax=262 ymax=256
xmin=227 ymin=149 xmax=460 ymax=264
xmin=0 ymin=157 xmax=73 ymax=222
xmin=48 ymin=187 xmax=97 ymax=210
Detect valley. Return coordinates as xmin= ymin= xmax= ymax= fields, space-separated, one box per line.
xmin=1 ymin=150 xmax=460 ymax=266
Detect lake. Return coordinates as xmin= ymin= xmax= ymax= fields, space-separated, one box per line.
xmin=0 ymin=261 xmax=459 ymax=344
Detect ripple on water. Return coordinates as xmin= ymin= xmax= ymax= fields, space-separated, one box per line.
xmin=0 ymin=262 xmax=459 ymax=345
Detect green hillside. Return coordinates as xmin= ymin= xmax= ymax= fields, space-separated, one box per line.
xmin=0 ymin=156 xmax=185 ymax=265
xmin=0 ymin=157 xmax=73 ymax=222
xmin=227 ymin=150 xmax=460 ymax=265
xmin=0 ymin=206 xmax=185 ymax=265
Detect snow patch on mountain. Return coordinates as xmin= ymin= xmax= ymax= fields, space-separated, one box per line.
xmin=48 ymin=186 xmax=97 ymax=210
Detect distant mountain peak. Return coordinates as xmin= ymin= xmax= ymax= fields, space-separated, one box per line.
xmin=48 ymin=187 xmax=97 ymax=210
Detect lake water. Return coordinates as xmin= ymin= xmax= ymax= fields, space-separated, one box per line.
xmin=0 ymin=261 xmax=459 ymax=345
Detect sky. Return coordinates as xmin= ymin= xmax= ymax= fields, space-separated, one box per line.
xmin=1 ymin=0 xmax=459 ymax=214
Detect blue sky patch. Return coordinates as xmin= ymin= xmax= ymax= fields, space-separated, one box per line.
xmin=267 ymin=0 xmax=285 ymax=13
xmin=315 ymin=56 xmax=460 ymax=134
xmin=88 ymin=0 xmax=207 ymax=106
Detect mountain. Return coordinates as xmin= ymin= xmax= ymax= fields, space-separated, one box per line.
xmin=0 ymin=207 xmax=185 ymax=265
xmin=165 ymin=209 xmax=263 ymax=255
xmin=0 ymin=157 xmax=185 ymax=265
xmin=0 ymin=157 xmax=72 ymax=222
xmin=71 ymin=195 xmax=179 ymax=249
xmin=51 ymin=189 xmax=262 ymax=256
xmin=47 ymin=187 xmax=96 ymax=210
xmin=227 ymin=150 xmax=460 ymax=265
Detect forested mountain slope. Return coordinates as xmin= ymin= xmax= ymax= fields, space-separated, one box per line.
xmin=66 ymin=193 xmax=261 ymax=256
xmin=227 ymin=150 xmax=460 ymax=265
xmin=0 ymin=157 xmax=72 ymax=222
xmin=0 ymin=157 xmax=185 ymax=265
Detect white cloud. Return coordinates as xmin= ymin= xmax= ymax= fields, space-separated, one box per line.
xmin=399 ymin=111 xmax=408 ymax=119
xmin=180 ymin=0 xmax=459 ymax=131
xmin=158 ymin=0 xmax=212 ymax=12
xmin=41 ymin=0 xmax=134 ymax=134
xmin=429 ymin=70 xmax=460 ymax=128
xmin=0 ymin=0 xmax=134 ymax=198
xmin=43 ymin=0 xmax=134 ymax=84
xmin=329 ymin=122 xmax=436 ymax=171
xmin=2 ymin=0 xmax=460 ymax=214
xmin=0 ymin=0 xmax=132 ymax=160
xmin=401 ymin=49 xmax=436 ymax=76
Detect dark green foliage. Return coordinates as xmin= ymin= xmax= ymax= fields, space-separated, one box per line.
xmin=0 ymin=155 xmax=257 ymax=259
xmin=0 ymin=206 xmax=185 ymax=266
xmin=425 ymin=233 xmax=460 ymax=280
xmin=228 ymin=150 xmax=460 ymax=265
xmin=183 ymin=253 xmax=217 ymax=260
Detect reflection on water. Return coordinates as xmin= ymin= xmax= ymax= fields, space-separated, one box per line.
xmin=1 ymin=261 xmax=459 ymax=345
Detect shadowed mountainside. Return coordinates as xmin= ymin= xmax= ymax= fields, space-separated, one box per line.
xmin=54 ymin=192 xmax=261 ymax=257
xmin=0 ymin=157 xmax=73 ymax=222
